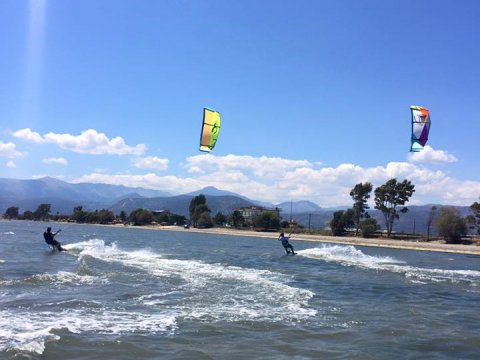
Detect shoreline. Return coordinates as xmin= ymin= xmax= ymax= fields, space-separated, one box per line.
xmin=4 ymin=219 xmax=475 ymax=256
xmin=125 ymin=224 xmax=480 ymax=256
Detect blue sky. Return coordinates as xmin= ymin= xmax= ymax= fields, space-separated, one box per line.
xmin=1 ymin=0 xmax=479 ymax=207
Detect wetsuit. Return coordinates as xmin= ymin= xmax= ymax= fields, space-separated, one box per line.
xmin=43 ymin=231 xmax=65 ymax=251
xmin=278 ymin=235 xmax=295 ymax=255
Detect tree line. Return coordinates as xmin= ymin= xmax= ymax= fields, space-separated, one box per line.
xmin=1 ymin=195 xmax=285 ymax=231
xmin=188 ymin=194 xmax=294 ymax=231
xmin=330 ymin=178 xmax=480 ymax=244
xmin=2 ymin=204 xmax=187 ymax=227
xmin=3 ymin=180 xmax=480 ymax=243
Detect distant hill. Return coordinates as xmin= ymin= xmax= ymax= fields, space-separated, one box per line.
xmin=109 ymin=194 xmax=256 ymax=217
xmin=276 ymin=200 xmax=322 ymax=215
xmin=187 ymin=186 xmax=240 ymax=197
xmin=0 ymin=177 xmax=476 ymax=236
xmin=290 ymin=205 xmax=475 ymax=235
xmin=186 ymin=186 xmax=273 ymax=207
xmin=0 ymin=177 xmax=170 ymax=213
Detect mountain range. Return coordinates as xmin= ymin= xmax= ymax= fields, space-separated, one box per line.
xmin=0 ymin=177 xmax=169 ymax=215
xmin=0 ymin=177 xmax=475 ymax=234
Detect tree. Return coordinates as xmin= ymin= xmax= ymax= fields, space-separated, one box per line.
xmin=213 ymin=212 xmax=227 ymax=226
xmin=189 ymin=194 xmax=207 ymax=225
xmin=189 ymin=195 xmax=213 ymax=227
xmin=169 ymin=213 xmax=187 ymax=226
xmin=470 ymin=201 xmax=480 ymax=235
xmin=330 ymin=209 xmax=354 ymax=236
xmin=374 ymin=178 xmax=415 ymax=237
xmin=4 ymin=206 xmax=19 ymax=220
xmin=129 ymin=208 xmax=154 ymax=226
xmin=253 ymin=212 xmax=280 ymax=231
xmin=197 ymin=212 xmax=213 ymax=228
xmin=155 ymin=212 xmax=170 ymax=224
xmin=71 ymin=206 xmax=88 ymax=223
xmin=359 ymin=217 xmax=379 ymax=238
xmin=350 ymin=182 xmax=373 ymax=236
xmin=33 ymin=203 xmax=51 ymax=221
xmin=426 ymin=206 xmax=437 ymax=240
xmin=85 ymin=210 xmax=100 ymax=223
xmin=280 ymin=220 xmax=290 ymax=228
xmin=436 ymin=207 xmax=467 ymax=244
xmin=230 ymin=210 xmax=245 ymax=228
xmin=192 ymin=204 xmax=211 ymax=228
xmin=97 ymin=209 xmax=115 ymax=224
xmin=23 ymin=210 xmax=34 ymax=220
xmin=118 ymin=210 xmax=128 ymax=223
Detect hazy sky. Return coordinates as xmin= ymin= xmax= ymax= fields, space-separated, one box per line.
xmin=1 ymin=0 xmax=479 ymax=207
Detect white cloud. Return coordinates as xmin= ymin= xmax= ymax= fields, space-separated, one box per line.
xmin=132 ymin=156 xmax=169 ymax=171
xmin=0 ymin=141 xmax=25 ymax=158
xmin=185 ymin=154 xmax=313 ymax=178
xmin=42 ymin=157 xmax=68 ymax=165
xmin=12 ymin=128 xmax=45 ymax=143
xmin=73 ymin=172 xmax=200 ymax=194
xmin=32 ymin=174 xmax=47 ymax=179
xmin=6 ymin=161 xmax=16 ymax=168
xmin=13 ymin=128 xmax=146 ymax=155
xmin=408 ymin=146 xmax=458 ymax=164
xmin=72 ymin=154 xmax=480 ymax=207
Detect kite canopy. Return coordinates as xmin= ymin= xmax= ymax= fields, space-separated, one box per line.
xmin=410 ymin=105 xmax=431 ymax=152
xmin=199 ymin=108 xmax=221 ymax=152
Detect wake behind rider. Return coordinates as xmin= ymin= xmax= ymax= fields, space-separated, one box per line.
xmin=43 ymin=227 xmax=66 ymax=251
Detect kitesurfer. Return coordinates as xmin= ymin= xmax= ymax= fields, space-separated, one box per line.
xmin=43 ymin=227 xmax=66 ymax=251
xmin=278 ymin=232 xmax=295 ymax=255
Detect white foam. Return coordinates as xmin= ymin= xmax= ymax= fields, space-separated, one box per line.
xmin=299 ymin=245 xmax=405 ymax=270
xmin=298 ymin=245 xmax=480 ymax=285
xmin=32 ymin=271 xmax=108 ymax=285
xmin=0 ymin=308 xmax=177 ymax=354
xmin=0 ymin=237 xmax=318 ymax=356
xmin=0 ymin=271 xmax=107 ymax=286
xmin=63 ymin=238 xmax=110 ymax=253
xmin=66 ymin=239 xmax=317 ymax=323
xmin=3 ymin=231 xmax=14 ymax=235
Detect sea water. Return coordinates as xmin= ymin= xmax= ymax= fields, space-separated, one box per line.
xmin=1 ymin=220 xmax=479 ymax=359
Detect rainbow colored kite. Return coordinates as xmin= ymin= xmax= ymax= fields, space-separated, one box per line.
xmin=410 ymin=105 xmax=431 ymax=152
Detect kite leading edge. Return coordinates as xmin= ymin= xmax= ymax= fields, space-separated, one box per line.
xmin=410 ymin=105 xmax=431 ymax=152
xmin=199 ymin=108 xmax=221 ymax=152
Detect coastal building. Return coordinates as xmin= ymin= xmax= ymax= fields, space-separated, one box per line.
xmin=236 ymin=206 xmax=280 ymax=225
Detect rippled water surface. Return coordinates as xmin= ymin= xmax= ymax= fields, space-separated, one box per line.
xmin=1 ymin=220 xmax=480 ymax=359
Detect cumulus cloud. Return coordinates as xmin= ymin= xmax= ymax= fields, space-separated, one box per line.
xmin=0 ymin=141 xmax=25 ymax=158
xmin=185 ymin=154 xmax=313 ymax=178
xmin=132 ymin=156 xmax=169 ymax=171
xmin=13 ymin=128 xmax=146 ymax=155
xmin=73 ymin=172 xmax=199 ymax=194
xmin=6 ymin=161 xmax=16 ymax=168
xmin=12 ymin=128 xmax=44 ymax=143
xmin=42 ymin=157 xmax=68 ymax=165
xmin=408 ymin=146 xmax=457 ymax=164
xmin=72 ymin=154 xmax=480 ymax=207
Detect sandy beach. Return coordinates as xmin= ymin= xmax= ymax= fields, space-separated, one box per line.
xmin=135 ymin=225 xmax=480 ymax=256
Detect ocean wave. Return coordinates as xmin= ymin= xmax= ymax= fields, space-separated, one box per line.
xmin=0 ymin=308 xmax=177 ymax=355
xmin=298 ymin=245 xmax=480 ymax=285
xmin=66 ymin=239 xmax=317 ymax=323
xmin=0 ymin=270 xmax=108 ymax=287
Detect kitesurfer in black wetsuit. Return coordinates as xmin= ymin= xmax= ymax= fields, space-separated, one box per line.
xmin=278 ymin=232 xmax=295 ymax=255
xmin=43 ymin=227 xmax=66 ymax=251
